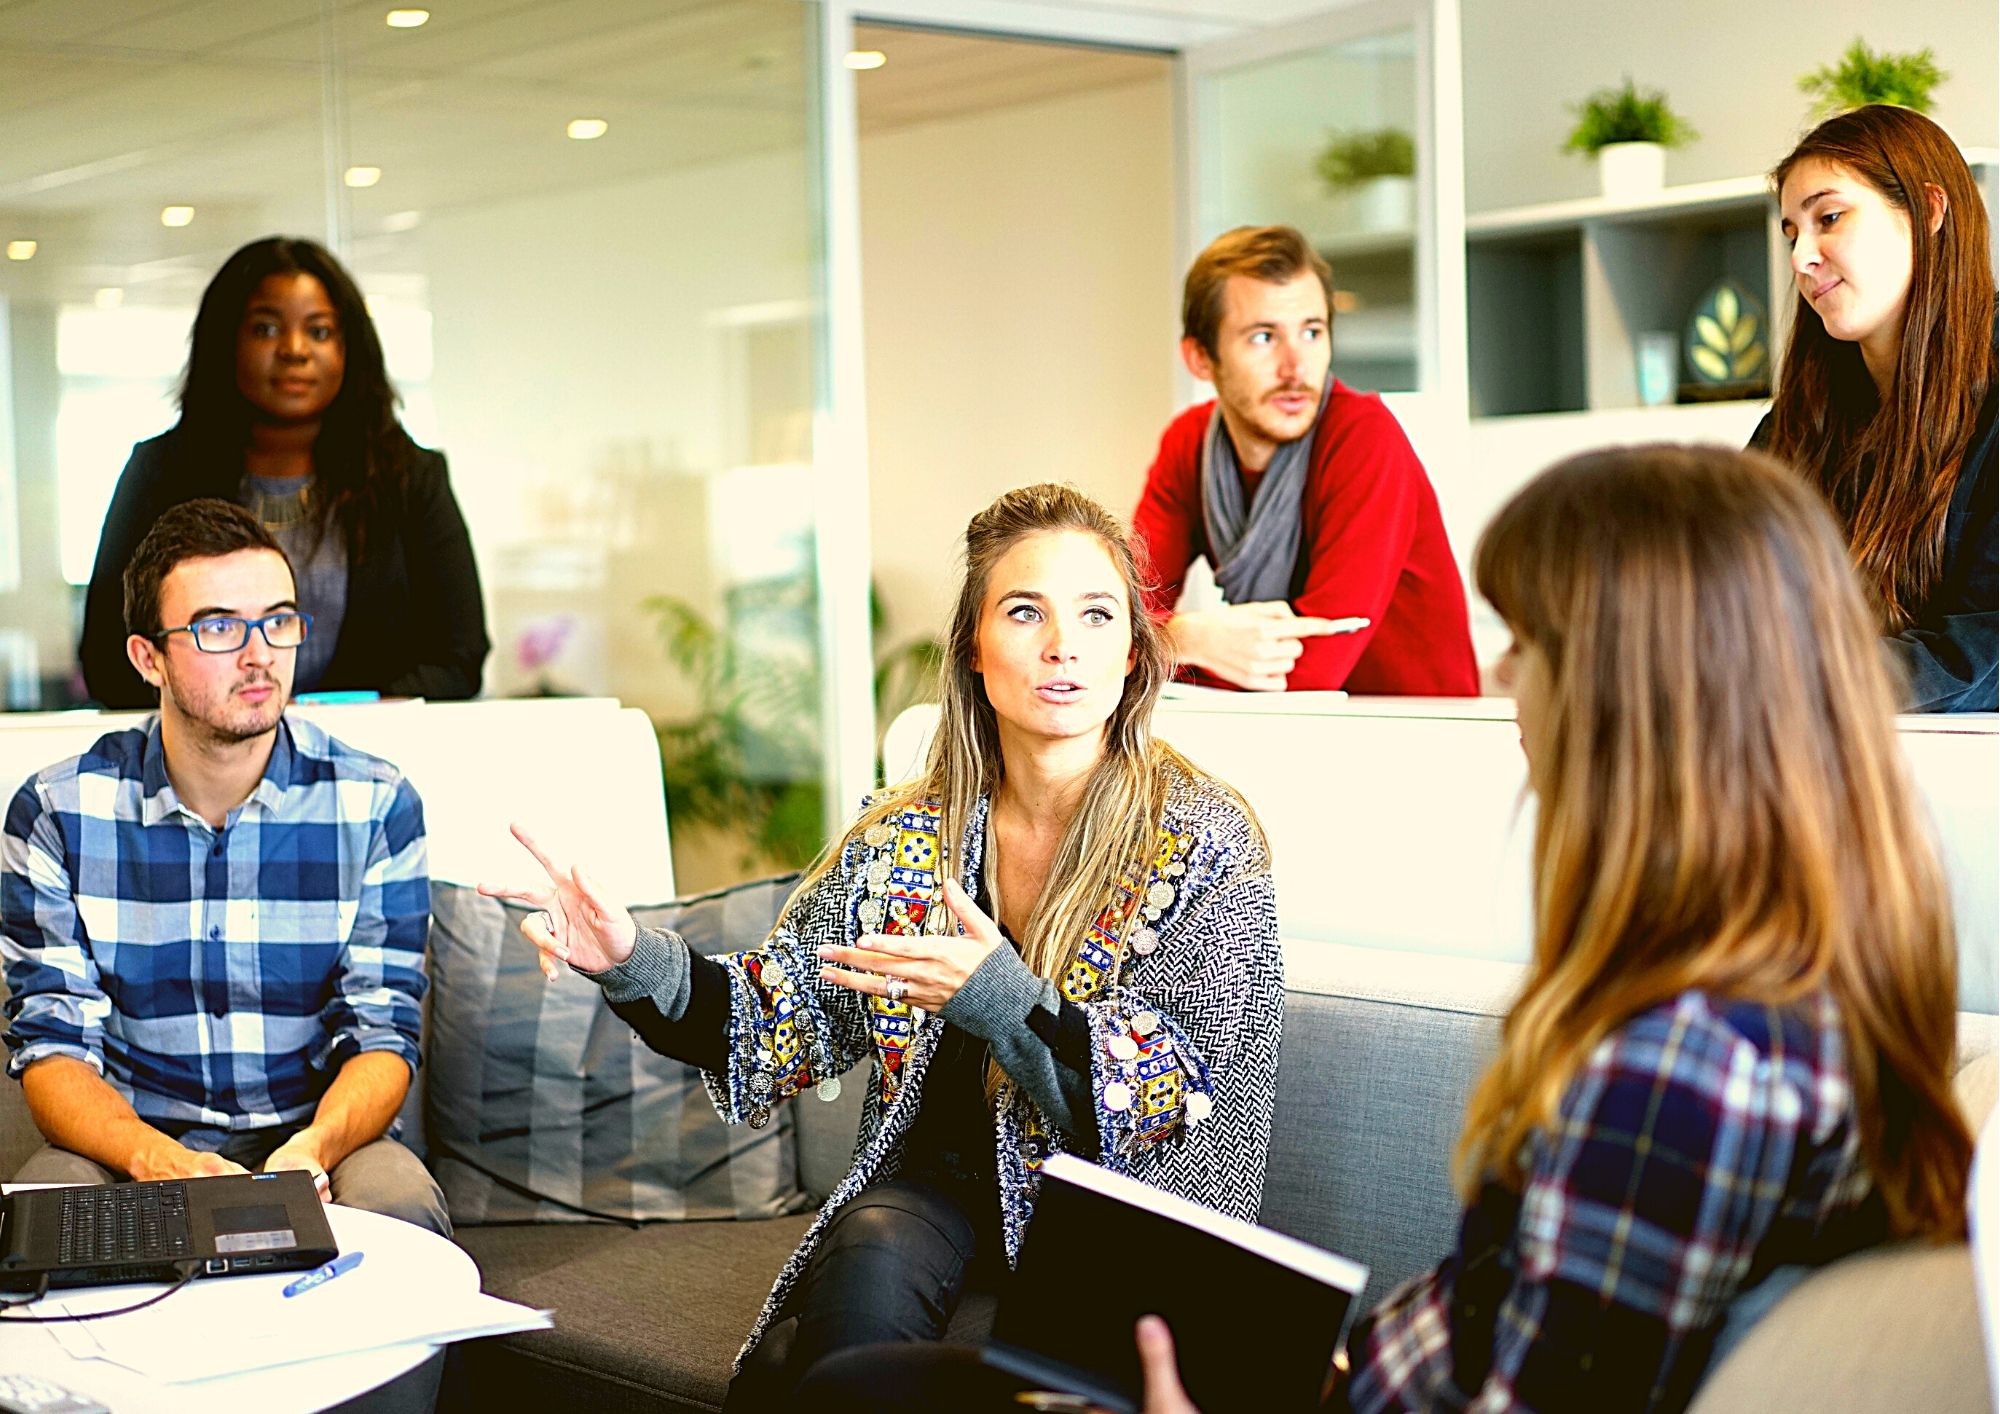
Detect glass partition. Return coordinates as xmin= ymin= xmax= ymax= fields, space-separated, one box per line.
xmin=1187 ymin=22 xmax=1421 ymax=393
xmin=0 ymin=1 xmax=831 ymax=890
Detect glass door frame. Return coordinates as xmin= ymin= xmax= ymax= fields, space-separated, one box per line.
xmin=808 ymin=0 xmax=1233 ymax=824
xmin=1179 ymin=0 xmax=1467 ymax=412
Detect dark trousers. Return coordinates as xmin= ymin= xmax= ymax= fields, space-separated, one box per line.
xmin=723 ymin=1179 xmax=992 ymax=1413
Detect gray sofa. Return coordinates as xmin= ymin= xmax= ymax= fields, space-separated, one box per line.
xmin=2 ymin=941 xmax=1991 ymax=1413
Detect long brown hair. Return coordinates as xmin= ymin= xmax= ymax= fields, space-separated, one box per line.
xmin=791 ymin=484 xmax=1232 ymax=1094
xmin=1766 ymin=104 xmax=1996 ymax=630
xmin=1464 ymin=444 xmax=1971 ymax=1239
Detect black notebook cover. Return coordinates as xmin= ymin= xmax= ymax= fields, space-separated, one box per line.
xmin=984 ymin=1154 xmax=1367 ymax=1414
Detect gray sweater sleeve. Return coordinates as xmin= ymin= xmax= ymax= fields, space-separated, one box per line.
xmin=940 ymin=945 xmax=1093 ymax=1137
xmin=593 ymin=926 xmax=694 ymax=1013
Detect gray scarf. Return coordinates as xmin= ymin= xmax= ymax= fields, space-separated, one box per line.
xmin=1199 ymin=379 xmax=1331 ymax=604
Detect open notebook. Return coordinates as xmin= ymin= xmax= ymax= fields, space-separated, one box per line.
xmin=984 ymin=1154 xmax=1367 ymax=1413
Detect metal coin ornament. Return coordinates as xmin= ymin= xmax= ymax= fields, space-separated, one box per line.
xmin=1683 ymin=279 xmax=1768 ymax=397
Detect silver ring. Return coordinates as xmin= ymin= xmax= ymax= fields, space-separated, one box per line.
xmin=885 ymin=976 xmax=908 ymax=1005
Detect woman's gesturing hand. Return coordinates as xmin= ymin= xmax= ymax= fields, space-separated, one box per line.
xmin=478 ymin=823 xmax=637 ymax=979
xmin=817 ymin=877 xmax=1000 ymax=1010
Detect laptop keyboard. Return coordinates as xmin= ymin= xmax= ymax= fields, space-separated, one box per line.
xmin=56 ymin=1182 xmax=193 ymax=1265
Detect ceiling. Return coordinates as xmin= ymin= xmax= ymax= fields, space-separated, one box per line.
xmin=0 ymin=1 xmax=1174 ymax=308
xmin=0 ymin=0 xmax=812 ymax=303
xmin=852 ymin=23 xmax=1168 ymax=135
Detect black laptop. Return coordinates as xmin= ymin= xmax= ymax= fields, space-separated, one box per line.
xmin=0 ymin=1170 xmax=337 ymax=1292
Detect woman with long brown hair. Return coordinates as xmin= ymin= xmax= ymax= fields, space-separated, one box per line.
xmin=486 ymin=483 xmax=1283 ymax=1409
xmin=1328 ymin=444 xmax=1975 ymax=1410
xmin=1756 ymin=103 xmax=1995 ymax=712
xmin=1083 ymin=445 xmax=1974 ymax=1414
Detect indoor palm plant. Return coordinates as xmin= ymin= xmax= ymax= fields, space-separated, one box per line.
xmin=1564 ymin=77 xmax=1698 ymax=199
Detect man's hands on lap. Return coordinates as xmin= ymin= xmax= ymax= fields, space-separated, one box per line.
xmin=263 ymin=1128 xmax=333 ymax=1201
xmin=1166 ymin=603 xmax=1354 ymax=691
xmin=127 ymin=1138 xmax=248 ymax=1184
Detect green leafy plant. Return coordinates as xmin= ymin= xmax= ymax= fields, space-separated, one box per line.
xmin=1563 ymin=77 xmax=1698 ymax=154
xmin=647 ymin=581 xmax=944 ymax=874
xmin=648 ymin=579 xmax=827 ymax=871
xmin=1315 ymin=127 xmax=1415 ymax=192
xmin=1799 ymin=39 xmax=1946 ymax=116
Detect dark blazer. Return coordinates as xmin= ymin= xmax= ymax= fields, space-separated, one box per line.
xmin=80 ymin=429 xmax=491 ymax=707
xmin=1750 ymin=385 xmax=1997 ymax=713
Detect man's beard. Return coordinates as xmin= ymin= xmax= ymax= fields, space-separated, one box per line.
xmin=164 ymin=672 xmax=286 ymax=744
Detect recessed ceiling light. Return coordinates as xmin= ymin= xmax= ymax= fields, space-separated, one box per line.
xmin=844 ymin=50 xmax=887 ymax=70
xmin=344 ymin=166 xmax=382 ymax=188
xmin=161 ymin=206 xmax=195 ymax=228
xmin=382 ymin=210 xmax=422 ymax=233
xmin=95 ymin=287 xmax=124 ymax=308
xmin=567 ymin=118 xmax=609 ymax=141
xmin=5 ymin=240 xmax=35 ymax=261
xmin=386 ymin=9 xmax=429 ymax=27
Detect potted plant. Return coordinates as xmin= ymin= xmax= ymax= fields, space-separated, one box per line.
xmin=1799 ymin=39 xmax=1946 ymax=117
xmin=1315 ymin=127 xmax=1416 ymax=232
xmin=1564 ymin=77 xmax=1698 ymax=199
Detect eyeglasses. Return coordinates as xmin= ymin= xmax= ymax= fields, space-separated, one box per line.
xmin=156 ymin=612 xmax=313 ymax=654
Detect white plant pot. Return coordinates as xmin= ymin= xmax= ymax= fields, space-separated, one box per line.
xmin=1351 ymin=175 xmax=1415 ymax=232
xmin=1597 ymin=141 xmax=1665 ymax=199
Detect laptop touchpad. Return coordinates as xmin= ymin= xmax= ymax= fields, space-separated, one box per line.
xmin=212 ymin=1203 xmax=296 ymax=1253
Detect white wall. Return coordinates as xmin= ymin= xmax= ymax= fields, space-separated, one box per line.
xmin=1461 ymin=0 xmax=1999 ymax=212
xmin=859 ymin=75 xmax=1180 ymax=644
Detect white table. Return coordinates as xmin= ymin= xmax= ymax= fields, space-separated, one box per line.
xmin=0 ymin=1205 xmax=457 ymax=1412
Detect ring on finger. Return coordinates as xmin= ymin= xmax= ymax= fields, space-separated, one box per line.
xmin=885 ymin=976 xmax=908 ymax=1005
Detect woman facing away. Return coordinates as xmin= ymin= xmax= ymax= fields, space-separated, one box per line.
xmin=1756 ymin=103 xmax=1996 ymax=712
xmin=486 ymin=483 xmax=1284 ymax=1409
xmin=1107 ymin=446 xmax=1972 ymax=1413
xmin=80 ymin=236 xmax=489 ymax=706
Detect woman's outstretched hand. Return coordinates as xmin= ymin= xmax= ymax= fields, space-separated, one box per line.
xmin=478 ymin=823 xmax=637 ymax=979
xmin=817 ymin=876 xmax=1000 ymax=1010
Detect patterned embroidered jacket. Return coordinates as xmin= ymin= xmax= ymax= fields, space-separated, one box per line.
xmin=704 ymin=756 xmax=1283 ymax=1366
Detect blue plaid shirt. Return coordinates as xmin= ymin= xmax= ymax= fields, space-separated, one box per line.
xmin=0 ymin=716 xmax=429 ymax=1149
xmin=1344 ymin=990 xmax=1883 ymax=1413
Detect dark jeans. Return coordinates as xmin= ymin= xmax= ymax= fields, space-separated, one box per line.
xmin=722 ymin=1179 xmax=994 ymax=1413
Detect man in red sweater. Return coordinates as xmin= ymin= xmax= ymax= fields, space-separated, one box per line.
xmin=1132 ymin=226 xmax=1478 ymax=694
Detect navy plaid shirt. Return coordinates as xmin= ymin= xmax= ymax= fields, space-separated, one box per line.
xmin=1344 ymin=990 xmax=1882 ymax=1413
xmin=1 ymin=716 xmax=429 ymax=1149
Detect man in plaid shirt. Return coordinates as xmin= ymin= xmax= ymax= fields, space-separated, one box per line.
xmin=1 ymin=499 xmax=446 ymax=1234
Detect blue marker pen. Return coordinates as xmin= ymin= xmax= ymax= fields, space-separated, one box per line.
xmin=283 ymin=1251 xmax=365 ymax=1297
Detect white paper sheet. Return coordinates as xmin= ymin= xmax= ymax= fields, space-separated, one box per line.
xmin=37 ymin=1269 xmax=549 ymax=1384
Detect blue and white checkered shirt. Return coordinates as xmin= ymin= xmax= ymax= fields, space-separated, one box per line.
xmin=0 ymin=715 xmax=429 ymax=1150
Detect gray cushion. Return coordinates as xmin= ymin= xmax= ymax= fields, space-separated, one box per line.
xmin=453 ymin=1214 xmax=816 ymax=1414
xmin=425 ymin=878 xmax=811 ymax=1225
xmin=1265 ymin=979 xmax=1501 ymax=1310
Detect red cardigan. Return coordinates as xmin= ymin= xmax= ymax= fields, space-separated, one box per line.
xmin=1131 ymin=382 xmax=1479 ymax=695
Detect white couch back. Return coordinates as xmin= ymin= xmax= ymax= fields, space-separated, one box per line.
xmin=885 ymin=697 xmax=2000 ymax=1015
xmin=0 ymin=698 xmax=676 ymax=901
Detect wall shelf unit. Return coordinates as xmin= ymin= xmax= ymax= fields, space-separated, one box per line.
xmin=1464 ymin=149 xmax=2000 ymax=421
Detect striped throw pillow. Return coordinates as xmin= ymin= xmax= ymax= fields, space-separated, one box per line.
xmin=424 ymin=875 xmax=814 ymax=1224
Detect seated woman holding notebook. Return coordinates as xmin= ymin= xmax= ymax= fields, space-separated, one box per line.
xmin=486 ymin=483 xmax=1283 ymax=1411
xmin=1151 ymin=445 xmax=1975 ymax=1412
